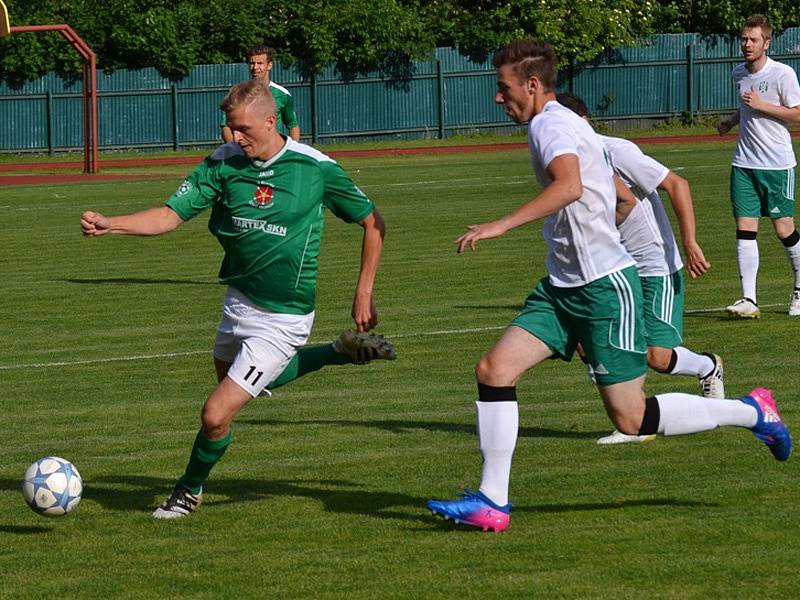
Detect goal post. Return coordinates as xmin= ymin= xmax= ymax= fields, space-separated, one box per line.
xmin=0 ymin=0 xmax=99 ymax=173
xmin=0 ymin=0 xmax=10 ymax=38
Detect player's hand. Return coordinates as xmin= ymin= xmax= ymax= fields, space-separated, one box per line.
xmin=683 ymin=241 xmax=711 ymax=279
xmin=352 ymin=292 xmax=377 ymax=332
xmin=80 ymin=211 xmax=111 ymax=236
xmin=717 ymin=120 xmax=732 ymax=135
xmin=741 ymin=85 xmax=765 ymax=111
xmin=454 ymin=220 xmax=508 ymax=253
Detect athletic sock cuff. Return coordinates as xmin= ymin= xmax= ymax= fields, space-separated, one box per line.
xmin=736 ymin=230 xmax=758 ymax=240
xmin=780 ymin=229 xmax=800 ymax=247
xmin=198 ymin=430 xmax=233 ymax=449
xmin=639 ymin=396 xmax=661 ymax=435
xmin=477 ymin=383 xmax=517 ymax=402
xmin=665 ymin=349 xmax=678 ymax=374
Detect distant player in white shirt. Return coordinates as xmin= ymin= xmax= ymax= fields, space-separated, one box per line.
xmin=426 ymin=40 xmax=792 ymax=533
xmin=558 ymin=92 xmax=725 ymax=445
xmin=717 ymin=15 xmax=800 ymax=318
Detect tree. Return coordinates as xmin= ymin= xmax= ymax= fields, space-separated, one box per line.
xmin=652 ymin=1 xmax=800 ymax=34
xmin=425 ymin=0 xmax=657 ymax=65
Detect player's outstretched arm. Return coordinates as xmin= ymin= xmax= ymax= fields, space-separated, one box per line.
xmin=80 ymin=206 xmax=184 ymax=237
xmin=454 ymin=153 xmax=582 ymax=253
xmin=658 ymin=171 xmax=710 ymax=278
xmin=351 ymin=208 xmax=385 ymax=332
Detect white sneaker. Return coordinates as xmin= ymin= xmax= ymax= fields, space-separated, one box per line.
xmin=789 ymin=290 xmax=800 ymax=316
xmin=726 ymin=297 xmax=760 ymax=319
xmin=332 ymin=330 xmax=397 ymax=364
xmin=596 ymin=430 xmax=656 ymax=445
xmin=698 ymin=353 xmax=725 ymax=399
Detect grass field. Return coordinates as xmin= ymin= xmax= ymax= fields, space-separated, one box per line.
xmin=1 ymin=139 xmax=799 ymax=598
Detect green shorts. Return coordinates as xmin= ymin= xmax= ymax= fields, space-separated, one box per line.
xmin=641 ymin=270 xmax=684 ymax=349
xmin=511 ymin=266 xmax=647 ymax=385
xmin=730 ymin=166 xmax=796 ymax=218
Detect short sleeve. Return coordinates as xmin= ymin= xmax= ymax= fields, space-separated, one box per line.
xmin=281 ymin=93 xmax=299 ymax=129
xmin=319 ymin=160 xmax=374 ymax=223
xmin=165 ymin=158 xmax=224 ymax=221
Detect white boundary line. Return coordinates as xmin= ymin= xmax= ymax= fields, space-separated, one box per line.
xmin=0 ymin=304 xmax=784 ymax=372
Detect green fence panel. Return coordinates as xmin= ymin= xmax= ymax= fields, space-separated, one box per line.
xmin=1 ymin=29 xmax=800 ymax=153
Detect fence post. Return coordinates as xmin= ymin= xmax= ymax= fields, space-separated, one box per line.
xmin=46 ymin=90 xmax=54 ymax=155
xmin=686 ymin=43 xmax=694 ymax=123
xmin=310 ymin=73 xmax=318 ymax=145
xmin=436 ymin=59 xmax=445 ymax=139
xmin=171 ymin=84 xmax=179 ymax=151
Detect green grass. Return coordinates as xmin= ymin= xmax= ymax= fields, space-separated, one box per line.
xmin=1 ymin=140 xmax=799 ymax=599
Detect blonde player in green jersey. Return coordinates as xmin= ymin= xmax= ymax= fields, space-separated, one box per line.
xmin=81 ymin=80 xmax=394 ymax=518
xmin=427 ymin=40 xmax=791 ymax=533
xmin=718 ymin=15 xmax=800 ymax=318
xmin=221 ymin=45 xmax=300 ymax=142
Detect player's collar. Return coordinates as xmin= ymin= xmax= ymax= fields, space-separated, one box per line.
xmin=251 ymin=135 xmax=290 ymax=168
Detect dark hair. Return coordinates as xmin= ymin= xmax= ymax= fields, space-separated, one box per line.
xmin=247 ymin=45 xmax=274 ymax=61
xmin=742 ymin=14 xmax=772 ymax=40
xmin=556 ymin=92 xmax=589 ymax=118
xmin=220 ymin=80 xmax=276 ymax=117
xmin=492 ymin=40 xmax=557 ymax=91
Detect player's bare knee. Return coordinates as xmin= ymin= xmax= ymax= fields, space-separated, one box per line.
xmin=647 ymin=347 xmax=671 ymax=372
xmin=201 ymin=406 xmax=230 ymax=439
xmin=613 ymin=415 xmax=642 ymax=436
xmin=475 ymin=354 xmax=510 ymax=385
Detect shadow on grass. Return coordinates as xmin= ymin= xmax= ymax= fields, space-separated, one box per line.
xmin=425 ymin=497 xmax=717 ymax=532
xmin=238 ymin=418 xmax=606 ymax=440
xmin=64 ymin=277 xmax=215 ymax=286
xmin=517 ymin=497 xmax=717 ymax=513
xmin=0 ymin=524 xmax=52 ymax=534
xmin=0 ymin=475 xmax=429 ymax=524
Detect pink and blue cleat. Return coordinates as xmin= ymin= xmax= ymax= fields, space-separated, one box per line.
xmin=427 ymin=489 xmax=511 ymax=532
xmin=740 ymin=387 xmax=792 ymax=461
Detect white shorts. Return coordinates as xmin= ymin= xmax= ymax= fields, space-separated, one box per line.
xmin=214 ymin=287 xmax=314 ymax=397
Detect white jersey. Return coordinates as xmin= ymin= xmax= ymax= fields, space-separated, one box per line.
xmin=528 ymin=101 xmax=634 ymax=287
xmin=600 ymin=135 xmax=684 ymax=277
xmin=731 ymin=57 xmax=800 ymax=169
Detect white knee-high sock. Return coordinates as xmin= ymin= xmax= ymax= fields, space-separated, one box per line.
xmin=669 ymin=347 xmax=715 ymax=378
xmin=477 ymin=401 xmax=518 ymax=506
xmin=736 ymin=238 xmax=759 ymax=302
xmin=655 ymin=393 xmax=757 ymax=436
xmin=781 ymin=232 xmax=800 ymax=288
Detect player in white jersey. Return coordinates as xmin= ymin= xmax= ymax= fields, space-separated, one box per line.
xmin=717 ymin=15 xmax=800 ymax=318
xmin=426 ymin=40 xmax=791 ymax=533
xmin=557 ymin=92 xmax=725 ymax=445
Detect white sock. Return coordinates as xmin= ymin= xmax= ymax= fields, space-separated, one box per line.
xmin=476 ymin=401 xmax=518 ymax=506
xmin=669 ymin=347 xmax=714 ymax=378
xmin=782 ymin=236 xmax=800 ymax=288
xmin=736 ymin=238 xmax=759 ymax=302
xmin=655 ymin=393 xmax=757 ymax=435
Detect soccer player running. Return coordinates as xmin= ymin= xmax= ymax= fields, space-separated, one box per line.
xmin=557 ymin=92 xmax=724 ymax=446
xmin=81 ymin=80 xmax=394 ymax=518
xmin=717 ymin=15 xmax=800 ymax=318
xmin=427 ymin=40 xmax=792 ymax=533
xmin=222 ymin=45 xmax=301 ymax=142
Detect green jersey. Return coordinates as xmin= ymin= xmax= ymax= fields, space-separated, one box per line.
xmin=220 ymin=81 xmax=299 ymax=133
xmin=166 ymin=139 xmax=374 ymax=314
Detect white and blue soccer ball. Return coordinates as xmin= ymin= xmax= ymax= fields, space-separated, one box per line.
xmin=22 ymin=456 xmax=83 ymax=517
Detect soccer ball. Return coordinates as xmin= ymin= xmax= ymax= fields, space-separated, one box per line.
xmin=21 ymin=456 xmax=83 ymax=517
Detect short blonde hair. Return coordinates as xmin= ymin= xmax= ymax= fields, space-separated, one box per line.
xmin=743 ymin=14 xmax=773 ymax=40
xmin=220 ymin=80 xmax=276 ymax=118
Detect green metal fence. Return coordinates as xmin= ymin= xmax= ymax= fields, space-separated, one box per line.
xmin=1 ymin=30 xmax=799 ymax=153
